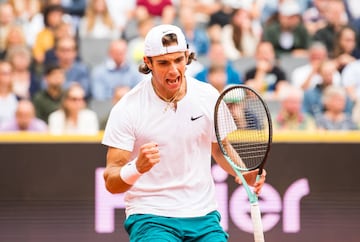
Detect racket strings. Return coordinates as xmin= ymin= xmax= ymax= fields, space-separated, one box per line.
xmin=217 ymin=88 xmax=270 ymax=170
xmin=232 ymin=144 xmax=269 ymax=158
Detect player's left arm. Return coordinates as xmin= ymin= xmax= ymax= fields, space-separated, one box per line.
xmin=211 ymin=141 xmax=266 ymax=194
xmin=211 ymin=140 xmax=236 ymax=177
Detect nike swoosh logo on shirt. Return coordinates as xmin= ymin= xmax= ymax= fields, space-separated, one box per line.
xmin=191 ymin=115 xmax=204 ymax=121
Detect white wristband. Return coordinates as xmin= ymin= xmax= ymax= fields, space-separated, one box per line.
xmin=120 ymin=160 xmax=142 ymax=185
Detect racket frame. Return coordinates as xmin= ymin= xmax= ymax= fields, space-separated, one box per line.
xmin=214 ymin=84 xmax=273 ymax=176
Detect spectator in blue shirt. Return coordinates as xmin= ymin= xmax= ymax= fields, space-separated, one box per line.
xmin=303 ymin=60 xmax=353 ymax=118
xmin=53 ymin=35 xmax=91 ymax=99
xmin=178 ymin=6 xmax=210 ymax=57
xmin=195 ymin=41 xmax=242 ymax=85
xmin=90 ymin=39 xmax=142 ymax=101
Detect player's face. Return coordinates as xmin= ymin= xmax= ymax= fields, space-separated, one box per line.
xmin=145 ymin=51 xmax=188 ymax=97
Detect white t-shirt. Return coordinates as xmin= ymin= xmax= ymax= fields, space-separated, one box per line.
xmin=102 ymin=75 xmax=220 ymax=218
xmin=0 ymin=93 xmax=18 ymax=126
xmin=291 ymin=64 xmax=342 ymax=89
xmin=342 ymin=60 xmax=360 ymax=100
xmin=48 ymin=109 xmax=99 ymax=135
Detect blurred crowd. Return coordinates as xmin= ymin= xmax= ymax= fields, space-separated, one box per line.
xmin=1 ymin=0 xmax=360 ymax=134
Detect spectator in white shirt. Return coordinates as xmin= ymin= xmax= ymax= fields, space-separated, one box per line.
xmin=291 ymin=41 xmax=341 ymax=90
xmin=78 ymin=0 xmax=119 ymax=39
xmin=48 ymin=82 xmax=99 ymax=135
xmin=0 ymin=61 xmax=18 ymax=126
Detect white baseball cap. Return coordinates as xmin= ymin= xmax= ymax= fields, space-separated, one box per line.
xmin=279 ymin=1 xmax=301 ymax=16
xmin=144 ymin=24 xmax=188 ymax=57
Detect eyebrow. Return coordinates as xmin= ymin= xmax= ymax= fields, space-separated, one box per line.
xmin=154 ymin=54 xmax=185 ymax=63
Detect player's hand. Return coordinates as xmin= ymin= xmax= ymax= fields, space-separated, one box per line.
xmin=136 ymin=142 xmax=160 ymax=173
xmin=235 ymin=169 xmax=267 ymax=195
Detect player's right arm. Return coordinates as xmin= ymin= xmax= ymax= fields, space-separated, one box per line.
xmin=103 ymin=142 xmax=160 ymax=194
xmin=103 ymin=147 xmax=132 ymax=193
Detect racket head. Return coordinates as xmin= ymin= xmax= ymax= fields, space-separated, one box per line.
xmin=214 ymin=85 xmax=272 ymax=173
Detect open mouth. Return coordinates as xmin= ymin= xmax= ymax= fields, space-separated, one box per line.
xmin=166 ymin=76 xmax=180 ymax=87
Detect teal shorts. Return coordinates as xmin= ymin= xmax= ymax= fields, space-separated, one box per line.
xmin=124 ymin=210 xmax=229 ymax=242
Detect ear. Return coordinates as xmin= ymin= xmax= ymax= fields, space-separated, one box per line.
xmin=184 ymin=50 xmax=192 ymax=65
xmin=143 ymin=56 xmax=152 ymax=70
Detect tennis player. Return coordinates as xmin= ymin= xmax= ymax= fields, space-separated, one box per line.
xmin=102 ymin=24 xmax=267 ymax=241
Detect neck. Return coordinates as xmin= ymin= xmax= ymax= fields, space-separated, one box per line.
xmin=151 ymin=77 xmax=187 ymax=112
xmin=68 ymin=113 xmax=78 ymax=122
xmin=60 ymin=61 xmax=72 ymax=70
xmin=0 ymin=90 xmax=8 ymax=96
xmin=12 ymin=70 xmax=29 ymax=78
xmin=151 ymin=77 xmax=186 ymax=102
xmin=48 ymin=85 xmax=62 ymax=98
xmin=325 ymin=111 xmax=343 ymax=121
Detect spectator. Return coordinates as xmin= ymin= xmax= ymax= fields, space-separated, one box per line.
xmin=240 ymin=0 xmax=263 ymax=29
xmin=53 ymin=36 xmax=91 ymax=98
xmin=134 ymin=0 xmax=176 ymax=25
xmin=178 ymin=6 xmax=210 ymax=57
xmin=221 ymin=4 xmax=262 ymax=60
xmin=44 ymin=0 xmax=86 ymax=18
xmin=257 ymin=0 xmax=279 ymax=25
xmin=8 ymin=0 xmax=44 ymax=47
xmin=58 ymin=0 xmax=86 ymax=21
xmin=0 ymin=24 xmax=28 ymax=60
xmin=341 ymin=59 xmax=360 ymax=102
xmin=0 ymin=2 xmax=15 ymax=54
xmin=259 ymin=0 xmax=311 ymax=26
xmin=303 ymin=60 xmax=353 ymax=118
xmin=90 ymin=39 xmax=142 ymax=101
xmin=32 ymin=4 xmax=65 ymax=64
xmin=333 ymin=25 xmax=360 ymax=73
xmin=78 ymin=0 xmax=120 ymax=39
xmin=244 ymin=41 xmax=287 ymax=95
xmin=351 ymin=97 xmax=360 ymax=127
xmin=0 ymin=61 xmax=18 ymax=126
xmin=0 ymin=99 xmax=47 ymax=132
xmin=207 ymin=0 xmax=262 ymax=43
xmin=180 ymin=0 xmax=221 ymax=28
xmin=48 ymin=83 xmax=99 ymax=135
xmin=273 ymin=85 xmax=316 ymax=130
xmin=127 ymin=16 xmax=155 ymax=65
xmin=291 ymin=41 xmax=341 ymax=90
xmin=100 ymin=85 xmax=131 ymax=129
xmin=262 ymin=0 xmax=311 ymax=58
xmin=206 ymin=64 xmax=227 ymax=93
xmin=33 ymin=64 xmax=65 ymax=123
xmin=302 ymin=0 xmax=328 ymax=36
xmin=206 ymin=1 xmax=233 ymax=42
xmin=312 ymin=0 xmax=349 ymax=57
xmin=316 ymin=85 xmax=358 ymax=130
xmin=195 ymin=41 xmax=242 ymax=85
xmin=6 ymin=45 xmax=40 ymax=99
xmin=258 ymin=0 xmax=309 ymax=25
xmin=344 ymin=0 xmax=360 ymax=34
xmin=105 ymin=0 xmax=136 ymax=32
xmin=44 ymin=21 xmax=75 ymax=64
xmin=41 ymin=0 xmax=75 ymax=27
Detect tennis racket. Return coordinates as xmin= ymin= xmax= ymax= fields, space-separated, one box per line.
xmin=214 ymin=85 xmax=272 ymax=242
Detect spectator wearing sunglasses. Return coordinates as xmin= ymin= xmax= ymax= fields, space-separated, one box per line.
xmin=48 ymin=82 xmax=99 ymax=135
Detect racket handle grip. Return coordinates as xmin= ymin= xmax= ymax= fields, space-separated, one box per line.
xmin=251 ymin=203 xmax=265 ymax=242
